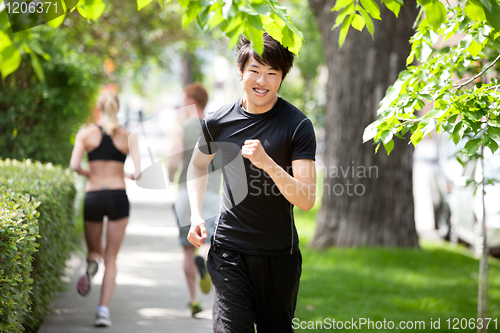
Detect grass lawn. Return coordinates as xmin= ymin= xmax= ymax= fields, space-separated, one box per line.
xmin=294 ymin=206 xmax=500 ymax=332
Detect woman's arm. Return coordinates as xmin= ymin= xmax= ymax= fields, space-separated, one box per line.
xmin=127 ymin=132 xmax=142 ymax=180
xmin=70 ymin=130 xmax=90 ymax=178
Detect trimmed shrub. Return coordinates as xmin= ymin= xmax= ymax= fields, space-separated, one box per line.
xmin=0 ymin=192 xmax=39 ymax=333
xmin=0 ymin=159 xmax=79 ymax=332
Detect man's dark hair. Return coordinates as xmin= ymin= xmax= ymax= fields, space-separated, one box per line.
xmin=237 ymin=32 xmax=295 ymax=79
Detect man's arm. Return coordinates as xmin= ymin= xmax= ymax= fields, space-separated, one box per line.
xmin=167 ymin=125 xmax=184 ymax=183
xmin=242 ymin=140 xmax=316 ymax=211
xmin=186 ymin=143 xmax=215 ymax=247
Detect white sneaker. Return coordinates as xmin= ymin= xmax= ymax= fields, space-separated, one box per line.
xmin=95 ymin=309 xmax=112 ymax=327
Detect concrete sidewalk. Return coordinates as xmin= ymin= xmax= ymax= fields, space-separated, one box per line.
xmin=38 ymin=180 xmax=213 ymax=333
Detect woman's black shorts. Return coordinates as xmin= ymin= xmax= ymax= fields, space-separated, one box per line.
xmin=84 ymin=189 xmax=129 ymax=222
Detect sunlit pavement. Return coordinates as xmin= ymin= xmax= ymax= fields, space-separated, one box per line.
xmin=38 ymin=140 xmax=214 ymax=332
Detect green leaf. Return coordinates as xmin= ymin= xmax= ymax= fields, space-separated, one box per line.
xmin=452 ymin=122 xmax=464 ymax=144
xmin=339 ymin=15 xmax=353 ymax=47
xmin=467 ymin=39 xmax=482 ymax=57
xmin=182 ymin=1 xmax=203 ymax=28
xmin=247 ymin=15 xmax=264 ymax=55
xmin=358 ymin=7 xmax=374 ymax=35
xmin=483 ymin=0 xmax=500 ymax=31
xmin=351 ymin=14 xmax=365 ymax=31
xmin=281 ymin=24 xmax=302 ymax=55
xmin=487 ymin=126 xmax=500 ymax=141
xmin=382 ymin=0 xmax=401 ymax=18
xmin=463 ymin=138 xmax=482 ymax=155
xmin=84 ymin=0 xmax=106 ymax=21
xmin=465 ymin=0 xmax=486 ymax=21
xmin=48 ymin=12 xmax=66 ymax=29
xmin=425 ymin=1 xmax=446 ymax=30
xmin=478 ymin=0 xmax=492 ymax=12
xmin=410 ymin=128 xmax=423 ymax=146
xmin=360 ymin=0 xmax=381 ymax=20
xmin=137 ymin=0 xmax=153 ymax=11
xmin=48 ymin=1 xmax=68 ymax=29
xmin=30 ymin=52 xmax=45 ymax=83
xmin=334 ymin=2 xmax=355 ymax=29
xmin=0 ymin=45 xmax=21 ymax=79
xmin=332 ymin=0 xmax=353 ymax=11
xmin=383 ymin=139 xmax=395 ymax=155
xmin=77 ymin=5 xmax=88 ymax=19
xmin=363 ymin=122 xmax=378 ymax=142
xmin=158 ymin=0 xmax=164 ymax=9
xmin=208 ymin=4 xmax=225 ymax=29
xmin=484 ymin=134 xmax=499 ymax=153
xmin=179 ymin=0 xmax=190 ymax=7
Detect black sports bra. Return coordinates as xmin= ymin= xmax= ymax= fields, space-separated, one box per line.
xmin=87 ymin=125 xmax=127 ymax=163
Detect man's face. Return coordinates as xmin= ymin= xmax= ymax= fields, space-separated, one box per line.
xmin=239 ymin=56 xmax=283 ymax=114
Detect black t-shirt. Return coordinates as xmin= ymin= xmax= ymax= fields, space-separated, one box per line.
xmin=198 ymin=97 xmax=316 ymax=255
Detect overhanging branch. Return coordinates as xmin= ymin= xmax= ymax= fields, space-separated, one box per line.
xmin=452 ymin=54 xmax=500 ymax=91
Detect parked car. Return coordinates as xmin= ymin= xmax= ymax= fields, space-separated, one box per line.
xmin=430 ymin=135 xmax=500 ymax=255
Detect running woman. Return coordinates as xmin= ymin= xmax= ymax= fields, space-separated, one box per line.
xmin=187 ymin=33 xmax=317 ymax=332
xmin=70 ymin=90 xmax=141 ymax=327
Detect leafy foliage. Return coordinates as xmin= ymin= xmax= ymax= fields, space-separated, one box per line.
xmin=278 ymin=0 xmax=325 ymax=126
xmin=178 ymin=0 xmax=303 ymax=55
xmin=0 ymin=192 xmax=39 ymax=333
xmin=332 ymin=0 xmax=500 ymax=47
xmin=0 ymin=27 xmax=101 ymax=167
xmin=363 ymin=2 xmax=500 ymax=159
xmin=0 ymin=159 xmax=79 ymax=332
xmin=0 ymin=0 xmax=305 ymax=80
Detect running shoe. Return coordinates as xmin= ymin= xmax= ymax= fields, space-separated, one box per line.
xmin=77 ymin=259 xmax=98 ymax=296
xmin=95 ymin=308 xmax=112 ymax=327
xmin=189 ymin=302 xmax=203 ymax=317
xmin=195 ymin=255 xmax=211 ymax=294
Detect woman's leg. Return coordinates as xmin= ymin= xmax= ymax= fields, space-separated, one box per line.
xmin=84 ymin=221 xmax=104 ymax=262
xmin=99 ymin=216 xmax=128 ymax=307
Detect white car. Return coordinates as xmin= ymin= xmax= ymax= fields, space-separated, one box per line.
xmin=431 ymin=136 xmax=500 ymax=255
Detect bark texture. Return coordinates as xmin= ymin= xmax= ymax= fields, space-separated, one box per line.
xmin=308 ymin=0 xmax=420 ymax=247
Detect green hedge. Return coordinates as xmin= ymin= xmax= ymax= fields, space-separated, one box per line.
xmin=0 ymin=159 xmax=79 ymax=332
xmin=0 ymin=192 xmax=39 ymax=333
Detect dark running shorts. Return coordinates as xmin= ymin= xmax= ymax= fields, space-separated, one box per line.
xmin=207 ymin=248 xmax=302 ymax=333
xmin=84 ymin=189 xmax=129 ymax=222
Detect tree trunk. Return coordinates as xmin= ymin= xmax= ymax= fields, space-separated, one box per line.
xmin=308 ymin=0 xmax=419 ymax=248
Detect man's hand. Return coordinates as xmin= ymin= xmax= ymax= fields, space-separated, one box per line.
xmin=241 ymin=139 xmax=272 ymax=170
xmin=188 ymin=218 xmax=207 ymax=248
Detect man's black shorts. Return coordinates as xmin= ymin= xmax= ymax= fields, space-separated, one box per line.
xmin=207 ymin=248 xmax=302 ymax=333
xmin=84 ymin=189 xmax=129 ymax=222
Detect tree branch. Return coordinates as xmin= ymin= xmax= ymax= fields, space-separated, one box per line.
xmin=484 ymin=84 xmax=500 ymax=92
xmin=453 ymin=54 xmax=500 ymax=91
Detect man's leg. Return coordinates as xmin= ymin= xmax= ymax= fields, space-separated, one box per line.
xmin=245 ymin=251 xmax=302 ymax=333
xmin=183 ymin=246 xmax=198 ymax=304
xmin=207 ymin=248 xmax=256 ymax=333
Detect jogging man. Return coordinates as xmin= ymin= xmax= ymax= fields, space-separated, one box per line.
xmin=167 ymin=83 xmax=221 ymax=316
xmin=187 ymin=33 xmax=316 ymax=332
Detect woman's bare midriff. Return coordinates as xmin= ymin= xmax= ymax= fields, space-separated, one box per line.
xmin=85 ymin=160 xmax=126 ymax=192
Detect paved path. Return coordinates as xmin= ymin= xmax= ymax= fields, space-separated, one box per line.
xmin=38 ymin=179 xmax=214 ymax=333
